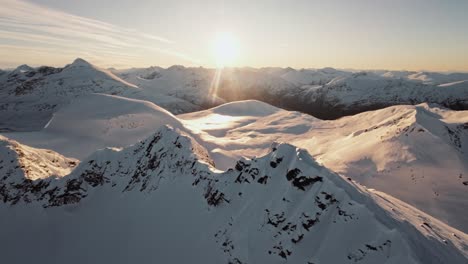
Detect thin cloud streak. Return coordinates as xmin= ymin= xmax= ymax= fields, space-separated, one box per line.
xmin=0 ymin=44 xmax=147 ymax=69
xmin=0 ymin=0 xmax=198 ymax=67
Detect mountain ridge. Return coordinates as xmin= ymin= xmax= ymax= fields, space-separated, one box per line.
xmin=1 ymin=58 xmax=467 ymax=132
xmin=0 ymin=125 xmax=466 ymax=263
xmin=180 ymin=101 xmax=468 ymax=232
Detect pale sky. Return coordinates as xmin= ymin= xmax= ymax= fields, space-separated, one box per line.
xmin=1 ymin=0 xmax=468 ymax=71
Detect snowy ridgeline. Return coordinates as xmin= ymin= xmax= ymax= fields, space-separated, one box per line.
xmin=0 ymin=125 xmax=467 ymax=264
xmin=1 ymin=58 xmax=468 ymax=131
xmin=180 ymin=100 xmax=468 ymax=233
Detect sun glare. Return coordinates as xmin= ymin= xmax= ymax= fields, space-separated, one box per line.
xmin=213 ymin=32 xmax=239 ymax=67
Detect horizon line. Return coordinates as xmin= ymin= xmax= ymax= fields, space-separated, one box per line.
xmin=2 ymin=58 xmax=468 ymax=74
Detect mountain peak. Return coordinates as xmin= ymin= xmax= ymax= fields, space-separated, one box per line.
xmin=167 ymin=65 xmax=185 ymax=71
xmin=70 ymin=58 xmax=93 ymax=67
xmin=13 ymin=64 xmax=34 ymax=73
xmin=320 ymin=67 xmax=338 ymax=73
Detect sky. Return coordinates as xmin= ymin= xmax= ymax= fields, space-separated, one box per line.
xmin=1 ymin=0 xmax=468 ymax=71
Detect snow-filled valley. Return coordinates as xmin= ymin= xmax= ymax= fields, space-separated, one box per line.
xmin=1 ymin=59 xmax=468 ymax=263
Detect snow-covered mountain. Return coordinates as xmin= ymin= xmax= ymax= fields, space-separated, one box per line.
xmin=3 ymin=90 xmax=466 ymax=233
xmin=0 ymin=58 xmax=140 ymax=131
xmin=262 ymin=67 xmax=352 ymax=86
xmin=112 ymin=66 xmax=296 ymax=109
xmin=180 ymin=101 xmax=468 ymax=232
xmin=2 ymin=59 xmax=467 ymax=132
xmin=1 ymin=125 xmax=467 ymax=263
xmin=215 ymin=70 xmax=468 ymax=119
xmin=114 ymin=65 xmax=468 ymax=119
xmin=1 ymin=59 xmax=468 ymax=262
xmin=0 ymin=59 xmax=202 ymax=132
xmin=405 ymin=71 xmax=468 ymax=85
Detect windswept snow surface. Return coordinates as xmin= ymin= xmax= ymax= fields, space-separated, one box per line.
xmin=180 ymin=101 xmax=468 ymax=232
xmin=0 ymin=126 xmax=467 ymax=263
xmin=5 ymin=94 xmax=184 ymax=159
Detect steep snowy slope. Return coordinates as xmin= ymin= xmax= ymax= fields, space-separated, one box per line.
xmin=303 ymin=104 xmax=468 ymax=231
xmin=0 ymin=135 xmax=77 ymax=183
xmin=180 ymin=101 xmax=468 ymax=232
xmin=0 ymin=126 xmax=466 ymax=263
xmin=4 ymin=93 xmax=184 ymax=159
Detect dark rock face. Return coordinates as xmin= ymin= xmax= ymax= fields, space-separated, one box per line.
xmin=205 ymin=186 xmax=228 ymax=206
xmin=140 ymin=71 xmax=162 ymax=80
xmin=286 ymin=168 xmax=301 ymax=181
xmin=291 ymin=175 xmax=323 ymax=191
xmin=37 ymin=66 xmax=63 ymax=76
xmin=347 ymin=240 xmax=392 ymax=262
xmin=286 ymin=172 xmax=324 ymax=192
xmin=13 ymin=78 xmax=45 ymax=95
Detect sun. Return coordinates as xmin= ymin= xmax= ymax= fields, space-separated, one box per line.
xmin=213 ymin=32 xmax=239 ymax=67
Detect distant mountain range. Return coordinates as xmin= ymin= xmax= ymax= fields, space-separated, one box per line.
xmin=1 ymin=58 xmax=467 ymax=131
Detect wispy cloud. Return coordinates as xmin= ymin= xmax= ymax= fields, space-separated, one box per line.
xmin=0 ymin=0 xmax=199 ymax=68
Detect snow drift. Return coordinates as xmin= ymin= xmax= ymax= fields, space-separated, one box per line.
xmin=6 ymin=93 xmax=184 ymax=159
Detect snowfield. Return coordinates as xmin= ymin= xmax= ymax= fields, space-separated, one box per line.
xmin=1 ymin=59 xmax=468 ymax=263
xmin=5 ymin=93 xmax=184 ymax=159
